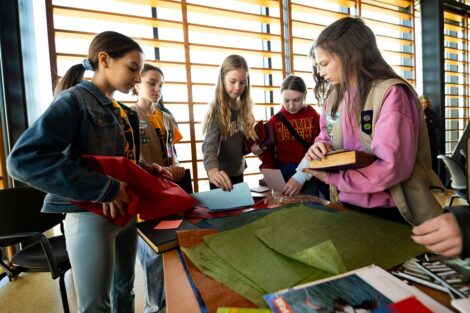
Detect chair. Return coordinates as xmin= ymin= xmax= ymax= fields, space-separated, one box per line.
xmin=437 ymin=155 xmax=467 ymax=206
xmin=0 ymin=187 xmax=70 ymax=313
xmin=460 ymin=148 xmax=467 ymax=160
xmin=177 ymin=169 xmax=193 ymax=194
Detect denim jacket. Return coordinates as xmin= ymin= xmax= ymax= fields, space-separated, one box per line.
xmin=7 ymin=81 xmax=140 ymax=213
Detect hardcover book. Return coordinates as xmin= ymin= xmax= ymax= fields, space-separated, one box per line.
xmin=137 ymin=216 xmax=198 ymax=253
xmin=308 ymin=149 xmax=376 ymax=171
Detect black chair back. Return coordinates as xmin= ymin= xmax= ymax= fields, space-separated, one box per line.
xmin=0 ymin=186 xmax=70 ymax=313
xmin=0 ymin=187 xmax=63 ymax=246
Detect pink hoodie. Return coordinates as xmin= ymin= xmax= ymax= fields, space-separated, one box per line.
xmin=317 ymin=85 xmax=419 ymax=208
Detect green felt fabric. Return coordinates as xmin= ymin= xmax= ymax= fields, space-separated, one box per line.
xmin=202 ymin=206 xmax=331 ymax=292
xmin=255 ymin=208 xmax=426 ymax=272
xmin=181 ymin=243 xmax=267 ymax=306
xmin=183 ymin=204 xmax=426 ymax=306
xmin=292 ymin=239 xmax=347 ymax=274
xmin=208 ymin=202 xmax=334 ymax=231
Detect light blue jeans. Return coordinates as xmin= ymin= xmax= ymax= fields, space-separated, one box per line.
xmin=137 ymin=237 xmax=165 ymax=313
xmin=64 ymin=212 xmax=137 ymax=313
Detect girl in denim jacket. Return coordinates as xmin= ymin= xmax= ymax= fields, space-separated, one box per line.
xmin=7 ymin=31 xmax=158 ymax=313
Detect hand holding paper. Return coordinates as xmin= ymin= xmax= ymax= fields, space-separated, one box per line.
xmin=143 ymin=162 xmax=174 ymax=180
xmin=102 ymin=181 xmax=129 ymax=218
xmin=191 ymin=182 xmax=254 ymax=211
xmin=208 ymin=168 xmax=233 ymax=191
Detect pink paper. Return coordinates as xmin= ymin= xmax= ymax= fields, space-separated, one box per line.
xmin=154 ymin=219 xmax=183 ymax=230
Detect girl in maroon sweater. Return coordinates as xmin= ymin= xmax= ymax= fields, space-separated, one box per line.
xmin=258 ymin=75 xmax=324 ymax=196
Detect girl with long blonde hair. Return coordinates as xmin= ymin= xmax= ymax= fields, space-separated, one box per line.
xmin=202 ymin=54 xmax=257 ymax=190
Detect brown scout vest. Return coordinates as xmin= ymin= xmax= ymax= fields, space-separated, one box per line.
xmin=131 ymin=105 xmax=176 ymax=167
xmin=326 ymin=79 xmax=444 ymax=225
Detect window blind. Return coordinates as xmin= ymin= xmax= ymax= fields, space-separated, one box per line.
xmin=47 ymin=0 xmax=417 ymax=191
xmin=443 ymin=10 xmax=468 ymax=154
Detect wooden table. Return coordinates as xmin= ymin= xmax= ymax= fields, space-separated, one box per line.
xmin=155 ymin=195 xmax=455 ymax=312
xmin=163 ymin=250 xmax=201 ymax=313
xmin=162 ymin=248 xmax=455 ymax=313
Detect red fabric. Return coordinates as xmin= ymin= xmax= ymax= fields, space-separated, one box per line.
xmin=389 ymin=296 xmax=433 ymax=313
xmin=73 ymin=155 xmax=196 ymax=226
xmin=259 ymin=106 xmax=320 ymax=169
xmin=244 ymin=121 xmax=274 ymax=155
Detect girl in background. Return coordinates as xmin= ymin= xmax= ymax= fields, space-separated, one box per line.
xmin=294 ymin=17 xmax=442 ymax=225
xmin=132 ymin=63 xmax=184 ymax=313
xmin=7 ymin=31 xmax=146 ymax=312
xmin=419 ymin=95 xmax=439 ymax=171
xmin=133 ymin=64 xmax=185 ymax=181
xmin=257 ymin=75 xmax=324 ymax=197
xmin=202 ymin=54 xmax=257 ymax=191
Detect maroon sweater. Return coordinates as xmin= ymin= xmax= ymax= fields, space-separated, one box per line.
xmin=259 ymin=105 xmax=320 ymax=169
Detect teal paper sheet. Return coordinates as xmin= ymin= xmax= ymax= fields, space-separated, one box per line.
xmin=191 ymin=182 xmax=254 ymax=211
xmin=183 ymin=204 xmax=426 ymax=306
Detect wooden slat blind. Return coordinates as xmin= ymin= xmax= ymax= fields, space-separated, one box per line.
xmin=48 ymin=0 xmax=417 ymax=191
xmin=49 ymin=0 xmax=284 ymax=191
xmin=442 ymin=10 xmax=469 ymax=155
xmin=290 ymin=0 xmax=415 ymax=106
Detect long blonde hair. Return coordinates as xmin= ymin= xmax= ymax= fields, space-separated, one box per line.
xmin=418 ymin=95 xmax=432 ymax=110
xmin=202 ymin=55 xmax=257 ymax=140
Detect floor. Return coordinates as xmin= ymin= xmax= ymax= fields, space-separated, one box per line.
xmin=0 ymin=262 xmax=146 ymax=313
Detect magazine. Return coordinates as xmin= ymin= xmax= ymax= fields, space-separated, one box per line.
xmin=263 ymin=265 xmax=452 ymax=313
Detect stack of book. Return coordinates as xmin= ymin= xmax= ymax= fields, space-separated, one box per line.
xmin=137 ymin=216 xmax=199 ymax=253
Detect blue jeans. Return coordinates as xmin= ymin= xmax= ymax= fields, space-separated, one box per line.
xmin=137 ymin=238 xmax=165 ymax=313
xmin=64 ymin=212 xmax=137 ymax=313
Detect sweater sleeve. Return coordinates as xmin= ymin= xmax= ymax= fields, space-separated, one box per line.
xmin=6 ymin=92 xmax=120 ymax=203
xmin=202 ymin=120 xmax=220 ymax=172
xmin=292 ymin=157 xmax=312 ymax=185
xmin=326 ymin=85 xmax=418 ymax=193
xmin=447 ymin=206 xmax=470 ymax=258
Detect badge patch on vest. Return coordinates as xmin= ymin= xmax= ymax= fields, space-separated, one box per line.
xmin=326 ymin=112 xmax=339 ymax=142
xmin=361 ymin=110 xmax=373 ymax=135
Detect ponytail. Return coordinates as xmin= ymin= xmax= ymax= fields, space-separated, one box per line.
xmin=54 ymin=64 xmax=86 ymax=95
xmin=54 ymin=31 xmax=142 ymax=96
